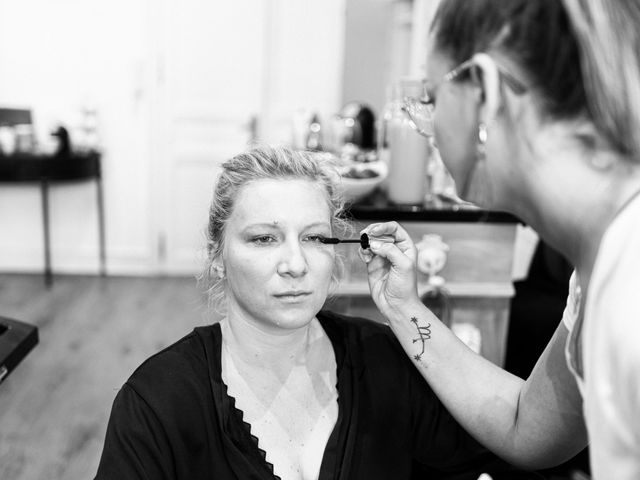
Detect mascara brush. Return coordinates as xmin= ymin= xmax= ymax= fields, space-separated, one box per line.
xmin=319 ymin=233 xmax=395 ymax=249
xmin=319 ymin=233 xmax=370 ymax=249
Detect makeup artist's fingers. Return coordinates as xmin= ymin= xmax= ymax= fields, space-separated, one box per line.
xmin=361 ymin=222 xmax=416 ymax=258
xmin=365 ymin=239 xmax=419 ymax=312
xmin=366 ymin=221 xmax=411 ymax=242
xmin=367 ymin=238 xmax=414 ymax=272
xmin=358 ymin=247 xmax=374 ymax=264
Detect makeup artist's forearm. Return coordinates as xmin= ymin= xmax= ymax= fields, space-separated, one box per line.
xmin=385 ymin=302 xmax=523 ymax=457
xmin=383 ymin=301 xmax=585 ymax=468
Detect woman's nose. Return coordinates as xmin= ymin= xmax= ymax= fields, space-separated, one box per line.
xmin=277 ymin=240 xmax=308 ymax=277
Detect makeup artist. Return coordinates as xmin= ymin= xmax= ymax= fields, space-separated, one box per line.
xmin=361 ymin=1 xmax=640 ymax=478
xmin=94 ymin=145 xmax=538 ymax=480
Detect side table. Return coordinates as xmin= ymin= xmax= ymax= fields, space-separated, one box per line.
xmin=0 ymin=152 xmax=106 ymax=286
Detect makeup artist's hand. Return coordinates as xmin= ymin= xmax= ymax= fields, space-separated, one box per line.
xmin=360 ymin=222 xmax=420 ymax=316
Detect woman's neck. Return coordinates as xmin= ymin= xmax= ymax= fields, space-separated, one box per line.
xmin=219 ymin=310 xmax=321 ymax=373
xmin=516 ymin=146 xmax=640 ymax=290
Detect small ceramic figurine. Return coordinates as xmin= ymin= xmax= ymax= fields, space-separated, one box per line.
xmin=415 ymin=233 xmax=482 ymax=353
xmin=416 ymin=234 xmax=451 ymax=325
xmin=415 ymin=234 xmax=450 ymax=285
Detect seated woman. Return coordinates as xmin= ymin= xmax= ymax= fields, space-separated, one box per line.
xmin=94 ymin=145 xmax=533 ymax=480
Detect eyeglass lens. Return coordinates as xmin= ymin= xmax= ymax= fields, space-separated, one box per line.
xmin=402 ymin=98 xmax=434 ymax=138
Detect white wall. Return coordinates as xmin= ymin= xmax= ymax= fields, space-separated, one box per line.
xmin=0 ymin=0 xmax=346 ymax=276
xmin=262 ymin=0 xmax=346 ymax=143
xmin=341 ymin=0 xmax=396 ymax=116
xmin=340 ymin=0 xmax=440 ymax=124
xmin=0 ymin=0 xmax=155 ymax=274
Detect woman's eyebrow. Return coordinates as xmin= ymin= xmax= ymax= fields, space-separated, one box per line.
xmin=242 ymin=222 xmax=331 ymax=232
xmin=304 ymin=221 xmax=331 ymax=230
xmin=241 ymin=221 xmax=330 ymax=231
xmin=241 ymin=223 xmax=280 ymax=232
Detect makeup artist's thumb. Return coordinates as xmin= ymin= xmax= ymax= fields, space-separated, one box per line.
xmin=369 ymin=239 xmax=413 ymax=271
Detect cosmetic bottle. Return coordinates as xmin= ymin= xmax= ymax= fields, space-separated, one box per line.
xmin=385 ymin=78 xmax=430 ymax=206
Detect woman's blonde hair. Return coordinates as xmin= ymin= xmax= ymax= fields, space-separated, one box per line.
xmin=199 ymin=144 xmax=350 ymax=312
xmin=562 ymin=0 xmax=640 ymax=160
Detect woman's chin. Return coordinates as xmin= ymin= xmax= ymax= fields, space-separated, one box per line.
xmin=263 ymin=304 xmax=322 ymax=330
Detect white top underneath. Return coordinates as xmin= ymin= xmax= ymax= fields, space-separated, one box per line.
xmin=220 ymin=320 xmax=338 ymax=480
xmin=562 ymin=194 xmax=640 ymax=479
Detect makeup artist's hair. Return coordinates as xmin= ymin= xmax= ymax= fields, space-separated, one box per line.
xmin=200 ymin=144 xmax=350 ymax=312
xmin=431 ymin=0 xmax=640 ymax=160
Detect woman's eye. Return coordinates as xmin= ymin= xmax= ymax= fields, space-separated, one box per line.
xmin=252 ymin=235 xmax=276 ymax=245
xmin=304 ymin=235 xmax=325 ymax=243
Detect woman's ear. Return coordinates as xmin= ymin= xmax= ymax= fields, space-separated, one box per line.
xmin=470 ymin=53 xmax=502 ymax=127
xmin=209 ymin=242 xmax=226 ymax=279
xmin=212 ymin=260 xmax=226 ymax=279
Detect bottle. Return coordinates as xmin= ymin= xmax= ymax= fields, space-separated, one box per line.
xmin=305 ymin=114 xmax=323 ymax=151
xmin=14 ymin=124 xmax=36 ymax=154
xmin=292 ymin=108 xmax=313 ymax=150
xmin=76 ymin=105 xmax=101 ymax=154
xmin=0 ymin=125 xmax=17 ymax=156
xmin=385 ymin=78 xmax=431 ymax=205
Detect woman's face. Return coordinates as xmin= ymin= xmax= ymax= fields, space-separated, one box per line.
xmin=220 ymin=178 xmax=335 ymax=333
xmin=426 ymin=40 xmax=489 ymax=205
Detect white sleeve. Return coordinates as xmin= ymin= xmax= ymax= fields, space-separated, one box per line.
xmin=561 ymin=271 xmax=579 ymax=332
xmin=581 ymin=196 xmax=640 ymax=479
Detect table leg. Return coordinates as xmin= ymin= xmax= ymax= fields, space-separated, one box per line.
xmin=96 ymin=176 xmax=106 ymax=276
xmin=40 ymin=179 xmax=52 ymax=287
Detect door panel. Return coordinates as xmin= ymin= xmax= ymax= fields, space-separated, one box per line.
xmin=154 ymin=0 xmax=266 ymax=273
xmin=153 ymin=0 xmax=346 ymax=274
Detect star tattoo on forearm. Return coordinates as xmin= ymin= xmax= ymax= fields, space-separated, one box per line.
xmin=410 ymin=316 xmax=431 ymax=361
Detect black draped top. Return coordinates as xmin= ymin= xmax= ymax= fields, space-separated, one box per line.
xmin=94 ymin=311 xmax=527 ymax=480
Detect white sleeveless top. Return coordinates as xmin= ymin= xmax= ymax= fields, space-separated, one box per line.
xmin=561 ymin=194 xmax=640 ymax=480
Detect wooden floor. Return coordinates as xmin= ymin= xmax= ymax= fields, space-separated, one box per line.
xmin=0 ymin=274 xmax=215 ymax=480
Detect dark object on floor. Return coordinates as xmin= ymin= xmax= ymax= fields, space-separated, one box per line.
xmin=0 ymin=316 xmax=39 ymax=385
xmin=505 ymin=241 xmax=590 ymax=477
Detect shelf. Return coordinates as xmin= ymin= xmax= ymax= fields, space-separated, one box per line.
xmin=346 ymin=190 xmax=520 ymax=224
xmin=0 ymin=151 xmax=101 ymax=182
xmin=337 ymin=281 xmax=515 ymax=298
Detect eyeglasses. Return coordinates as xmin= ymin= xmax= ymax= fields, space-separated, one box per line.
xmin=402 ymin=57 xmax=528 ymax=138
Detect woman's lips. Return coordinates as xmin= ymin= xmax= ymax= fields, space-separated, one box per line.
xmin=273 ymin=291 xmax=312 ymax=301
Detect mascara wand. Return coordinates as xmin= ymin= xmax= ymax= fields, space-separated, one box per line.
xmin=319 ymin=233 xmax=371 ymax=249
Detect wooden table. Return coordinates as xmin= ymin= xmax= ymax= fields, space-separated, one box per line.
xmin=0 ymin=152 xmax=106 ymax=286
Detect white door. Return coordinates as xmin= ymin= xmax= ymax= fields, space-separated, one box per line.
xmin=151 ymin=0 xmax=346 ymax=275
xmin=150 ymin=0 xmax=267 ymax=274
